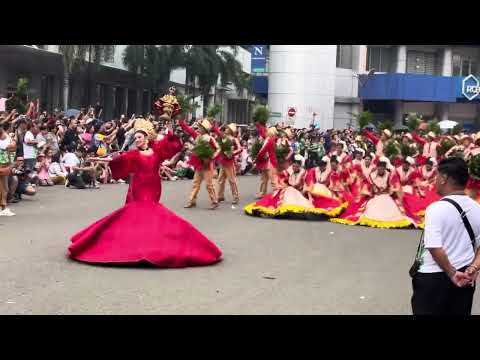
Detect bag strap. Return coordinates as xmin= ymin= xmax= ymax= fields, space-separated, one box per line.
xmin=441 ymin=198 xmax=476 ymax=251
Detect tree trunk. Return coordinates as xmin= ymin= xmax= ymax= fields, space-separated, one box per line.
xmin=191 ymin=76 xmax=196 ymax=121
xmin=203 ymin=92 xmax=208 ymax=117
xmin=87 ymin=45 xmax=92 ymax=107
xmin=63 ymin=67 xmax=70 ymax=111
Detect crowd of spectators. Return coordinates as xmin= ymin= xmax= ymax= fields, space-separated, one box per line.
xmin=0 ymin=101 xmax=261 ymax=217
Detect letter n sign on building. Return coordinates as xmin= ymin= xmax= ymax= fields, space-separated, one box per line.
xmin=250 ymin=45 xmax=267 ymax=74
xmin=462 ymin=74 xmax=480 ymax=101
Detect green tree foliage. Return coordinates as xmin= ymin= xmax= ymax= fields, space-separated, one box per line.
xmin=384 ymin=140 xmax=400 ymax=160
xmin=353 ymin=111 xmax=374 ymax=129
xmin=207 ymin=104 xmax=222 ymax=119
xmin=378 ymin=120 xmax=394 ymax=132
xmin=6 ymin=78 xmax=29 ymax=114
xmin=252 ymin=106 xmax=269 ymax=126
xmin=427 ymin=120 xmax=441 ymax=135
xmin=406 ymin=114 xmax=421 ymax=131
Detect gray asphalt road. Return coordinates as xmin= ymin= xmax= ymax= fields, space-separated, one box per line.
xmin=1 ymin=175 xmax=478 ymax=314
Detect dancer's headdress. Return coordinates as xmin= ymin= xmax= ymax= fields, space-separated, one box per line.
xmin=134 ymin=119 xmax=156 ymax=141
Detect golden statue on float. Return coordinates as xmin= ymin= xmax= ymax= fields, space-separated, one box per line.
xmin=154 ymin=86 xmax=182 ymax=121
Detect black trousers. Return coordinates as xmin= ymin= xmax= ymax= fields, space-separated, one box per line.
xmin=411 ymin=266 xmax=475 ymax=316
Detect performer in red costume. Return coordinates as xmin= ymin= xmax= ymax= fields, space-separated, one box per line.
xmin=303 ymin=156 xmax=348 ymax=216
xmin=411 ymin=131 xmax=438 ymax=165
xmin=68 ymin=119 xmax=222 ymax=267
xmin=179 ymin=119 xmax=221 ymax=210
xmin=465 ymin=133 xmax=480 ymax=202
xmin=216 ymin=123 xmax=242 ymax=205
xmin=254 ymin=127 xmax=279 ymax=198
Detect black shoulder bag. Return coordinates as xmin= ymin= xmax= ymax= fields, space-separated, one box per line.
xmin=409 ymin=198 xmax=477 ymax=278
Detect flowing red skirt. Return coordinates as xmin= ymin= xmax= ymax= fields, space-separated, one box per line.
xmin=402 ymin=189 xmax=440 ymax=220
xmin=332 ymin=197 xmax=369 ymax=223
xmin=311 ymin=194 xmax=343 ymax=209
xmin=255 ymin=191 xmax=281 ymax=208
xmin=68 ymin=201 xmax=222 ymax=267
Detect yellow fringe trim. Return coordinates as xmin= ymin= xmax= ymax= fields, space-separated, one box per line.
xmin=244 ymin=202 xmax=348 ymax=218
xmin=357 ymin=216 xmax=413 ymax=229
xmin=330 ymin=218 xmax=358 ymax=226
xmin=417 ymin=222 xmax=425 ymax=230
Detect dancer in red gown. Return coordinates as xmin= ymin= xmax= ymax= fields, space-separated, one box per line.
xmin=68 ymin=119 xmax=222 ymax=267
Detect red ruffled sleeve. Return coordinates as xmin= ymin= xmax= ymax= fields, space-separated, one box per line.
xmin=212 ymin=126 xmax=222 ymax=137
xmin=411 ymin=131 xmax=427 ymax=145
xmin=304 ymin=168 xmax=316 ymax=187
xmin=390 ymin=171 xmax=401 ymax=191
xmin=109 ymin=151 xmax=137 ymax=180
xmin=179 ymin=120 xmax=199 ymax=140
xmin=152 ymin=132 xmax=183 ymax=162
xmin=267 ymin=138 xmax=278 ymax=168
xmin=256 ymin=123 xmax=267 ymax=139
xmin=363 ymin=129 xmax=379 ymax=145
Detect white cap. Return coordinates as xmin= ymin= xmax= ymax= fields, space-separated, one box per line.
xmin=405 ymin=156 xmax=415 ymax=165
xmin=322 ymin=155 xmax=330 ymax=162
xmin=379 ymin=156 xmax=394 ymax=170
xmin=294 ymin=154 xmax=303 ymax=162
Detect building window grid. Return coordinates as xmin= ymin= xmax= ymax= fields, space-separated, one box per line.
xmin=104 ymin=45 xmax=116 ymax=63
xmin=453 ymin=55 xmax=478 ymax=77
xmin=366 ymin=47 xmax=391 ymax=73
xmin=336 ymin=45 xmax=353 ymax=69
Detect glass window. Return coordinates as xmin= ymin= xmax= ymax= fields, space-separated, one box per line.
xmin=104 ymin=45 xmax=116 ymax=63
xmin=336 ymin=45 xmax=353 ymax=69
xmin=453 ymin=55 xmax=478 ymax=76
xmin=367 ymin=47 xmax=391 ymax=72
xmin=452 ymin=54 xmax=461 ymax=76
xmin=462 ymin=60 xmax=470 ymax=76
xmin=470 ymin=61 xmax=477 ymax=76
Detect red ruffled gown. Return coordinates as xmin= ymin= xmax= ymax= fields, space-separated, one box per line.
xmin=466 ymin=150 xmax=480 ymax=203
xmin=68 ymin=133 xmax=222 ymax=267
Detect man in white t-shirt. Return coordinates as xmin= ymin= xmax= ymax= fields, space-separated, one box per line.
xmin=61 ymin=146 xmax=81 ymax=172
xmin=23 ymin=123 xmax=39 ymax=171
xmin=411 ymin=157 xmax=480 ymax=315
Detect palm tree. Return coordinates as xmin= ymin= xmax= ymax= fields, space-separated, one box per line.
xmin=197 ymin=46 xmax=246 ymax=118
xmin=58 ymin=45 xmax=88 ymax=110
xmin=123 ymin=45 xmax=149 ymax=114
xmin=86 ymin=45 xmax=115 ymax=106
xmin=123 ymin=45 xmax=246 ymax=120
xmin=123 ymin=45 xmax=186 ymax=113
xmin=58 ymin=45 xmax=114 ymax=110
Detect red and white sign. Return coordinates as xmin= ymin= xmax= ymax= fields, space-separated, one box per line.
xmin=287 ymin=107 xmax=296 ymax=117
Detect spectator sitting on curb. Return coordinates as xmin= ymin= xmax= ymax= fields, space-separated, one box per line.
xmin=47 ymin=152 xmax=67 ymax=185
xmin=11 ymin=156 xmax=36 ymax=202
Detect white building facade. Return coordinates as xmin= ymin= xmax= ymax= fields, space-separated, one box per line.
xmin=267 ymin=45 xmax=363 ymax=129
xmin=266 ymin=45 xmax=480 ymax=130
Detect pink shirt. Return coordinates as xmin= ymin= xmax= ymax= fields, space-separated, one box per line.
xmin=0 ymin=98 xmax=7 ymax=112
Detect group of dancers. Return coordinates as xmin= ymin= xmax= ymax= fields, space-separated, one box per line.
xmin=66 ymin=95 xmax=480 ymax=269
xmin=245 ymin=123 xmax=480 ymax=231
